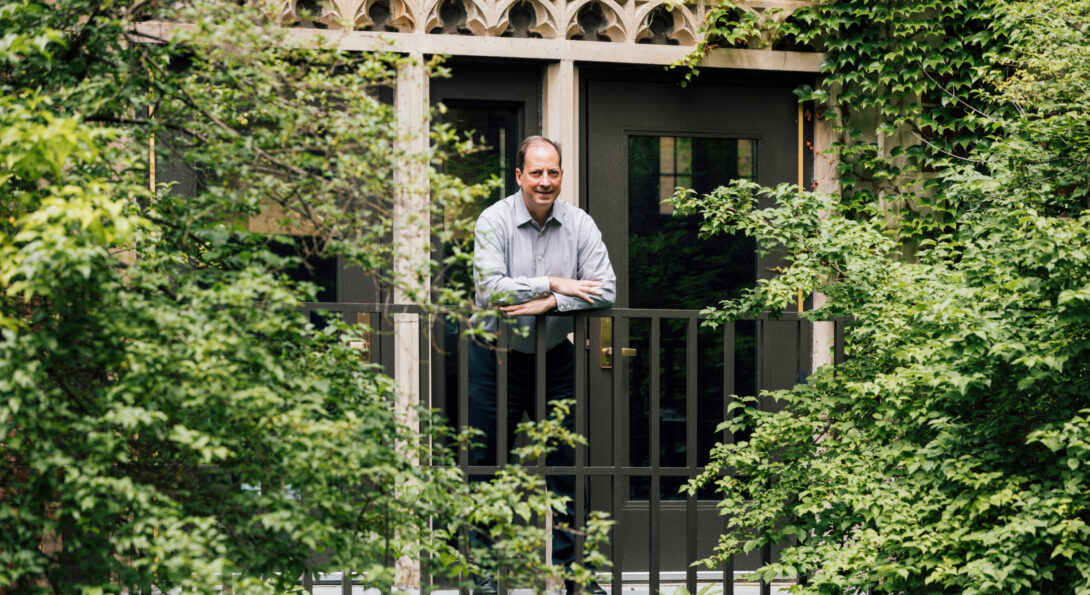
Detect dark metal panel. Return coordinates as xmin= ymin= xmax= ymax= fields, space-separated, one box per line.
xmin=337 ymin=255 xmax=382 ymax=304
xmin=429 ymin=58 xmax=542 ymax=142
xmin=759 ymin=318 xmax=802 ymax=404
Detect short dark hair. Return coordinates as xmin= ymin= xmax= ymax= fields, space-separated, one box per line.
xmin=516 ymin=136 xmax=562 ymax=170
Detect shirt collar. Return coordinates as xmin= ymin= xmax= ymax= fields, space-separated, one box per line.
xmin=515 ymin=190 xmax=567 ymax=229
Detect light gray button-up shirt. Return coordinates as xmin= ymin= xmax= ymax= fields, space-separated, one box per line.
xmin=473 ymin=191 xmax=616 ymax=353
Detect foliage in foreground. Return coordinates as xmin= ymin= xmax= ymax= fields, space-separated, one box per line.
xmin=0 ymin=0 xmax=609 ymax=592
xmin=673 ymin=0 xmax=1090 ymax=592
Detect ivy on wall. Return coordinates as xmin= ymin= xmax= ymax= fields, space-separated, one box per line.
xmin=671 ymin=1 xmax=1090 ymax=592
xmin=680 ymin=0 xmax=1013 ymax=247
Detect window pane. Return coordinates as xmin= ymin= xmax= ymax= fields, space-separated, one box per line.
xmin=676 ymin=137 xmax=692 ymax=175
xmin=737 ymin=139 xmax=755 ymax=179
xmin=659 ymin=136 xmax=674 ymax=175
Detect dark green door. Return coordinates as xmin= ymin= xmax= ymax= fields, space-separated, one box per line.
xmin=580 ymin=68 xmax=807 ymax=578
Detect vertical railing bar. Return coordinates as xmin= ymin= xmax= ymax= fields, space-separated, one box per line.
xmin=420 ymin=311 xmax=431 ymax=417
xmin=493 ymin=325 xmax=507 ymax=595
xmin=382 ymin=312 xmax=396 ymax=379
xmin=496 ymin=327 xmax=509 ymax=470
xmin=649 ymin=315 xmax=662 ymax=595
xmin=756 ymin=319 xmax=770 ymax=595
xmin=430 ymin=314 xmax=445 ymax=448
xmin=724 ymin=321 xmax=736 ymax=443
xmin=342 ymin=570 xmax=351 ymax=595
xmin=534 ymin=315 xmax=548 ymax=594
xmin=496 ymin=323 xmax=509 ymax=595
xmin=458 ymin=320 xmax=470 ymax=468
xmin=536 ymin=315 xmax=548 ymax=470
xmin=574 ymin=313 xmax=588 ymax=566
xmin=723 ymin=322 xmax=736 ymax=595
xmin=610 ymin=313 xmax=624 ymax=592
xmin=797 ymin=312 xmax=812 ymax=387
xmin=497 ymin=320 xmax=507 ymax=595
xmin=685 ymin=316 xmax=698 ymax=595
xmin=756 ymin=318 xmax=765 ymax=408
xmin=458 ymin=318 xmax=470 ymax=595
xmin=835 ymin=319 xmax=846 ymax=367
xmin=761 ymin=543 xmax=772 ymax=595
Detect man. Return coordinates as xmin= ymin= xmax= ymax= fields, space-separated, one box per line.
xmin=470 ymin=136 xmax=615 ymax=594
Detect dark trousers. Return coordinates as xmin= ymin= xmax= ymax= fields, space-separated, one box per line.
xmin=468 ymin=339 xmax=577 ymax=566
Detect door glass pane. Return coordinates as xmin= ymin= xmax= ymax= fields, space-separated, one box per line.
xmin=442 ymin=102 xmax=519 ymax=210
xmin=627 ymin=135 xmax=756 ymax=310
xmin=626 ymin=135 xmax=758 ymax=500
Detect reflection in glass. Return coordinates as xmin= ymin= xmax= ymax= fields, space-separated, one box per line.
xmin=437 ymin=102 xmax=518 ymax=287
xmin=626 ymin=135 xmax=758 ymax=500
xmin=627 ymin=136 xmax=756 ymax=310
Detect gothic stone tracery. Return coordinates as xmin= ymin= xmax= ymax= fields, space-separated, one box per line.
xmin=278 ymin=0 xmax=813 ymax=48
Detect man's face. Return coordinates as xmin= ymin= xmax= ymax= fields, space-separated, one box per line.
xmin=516 ymin=143 xmax=563 ymax=215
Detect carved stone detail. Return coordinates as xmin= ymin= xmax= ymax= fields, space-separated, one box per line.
xmin=279 ymin=0 xmax=814 ymax=48
xmin=279 ymin=0 xmax=339 ymax=27
xmin=327 ymin=0 xmax=368 ymax=27
xmin=424 ymin=0 xmax=484 ymax=34
xmin=354 ymin=0 xmax=416 ymax=31
xmin=565 ymin=0 xmax=626 ymax=42
xmin=279 ymin=0 xmax=415 ymax=30
xmin=498 ymin=0 xmax=559 ymax=38
xmin=634 ymin=3 xmax=697 ymax=45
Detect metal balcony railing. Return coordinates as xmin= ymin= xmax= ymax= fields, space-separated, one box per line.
xmin=298 ymin=302 xmax=845 ymax=595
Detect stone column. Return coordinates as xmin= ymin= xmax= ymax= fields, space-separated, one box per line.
xmin=544 ymin=59 xmax=578 ymax=207
xmin=811 ymin=99 xmax=839 ymax=374
xmin=393 ymin=51 xmax=430 ymax=589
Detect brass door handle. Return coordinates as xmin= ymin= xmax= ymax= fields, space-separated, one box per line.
xmin=350 ymin=312 xmax=371 ymax=362
xmin=601 ymin=347 xmax=637 ymax=357
xmin=599 ymin=318 xmax=636 ymax=368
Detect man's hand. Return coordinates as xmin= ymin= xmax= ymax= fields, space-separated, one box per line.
xmin=500 ymin=294 xmax=557 ymax=316
xmin=548 ymin=276 xmax=603 ymax=304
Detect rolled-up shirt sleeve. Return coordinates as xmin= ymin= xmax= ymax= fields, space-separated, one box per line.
xmin=474 ymin=216 xmax=551 ymax=306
